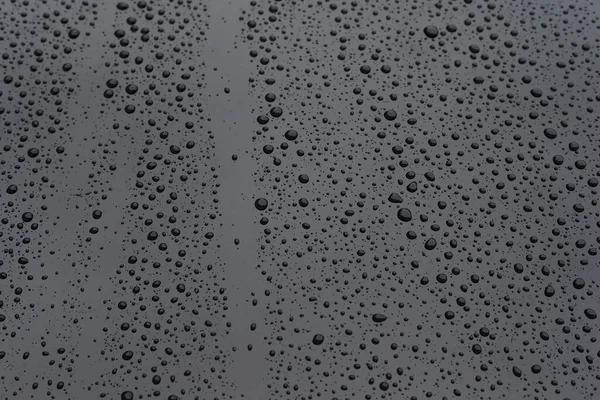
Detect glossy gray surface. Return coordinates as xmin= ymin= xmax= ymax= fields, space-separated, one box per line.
xmin=0 ymin=0 xmax=599 ymax=399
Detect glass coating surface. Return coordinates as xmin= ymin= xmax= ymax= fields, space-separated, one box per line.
xmin=0 ymin=0 xmax=599 ymax=399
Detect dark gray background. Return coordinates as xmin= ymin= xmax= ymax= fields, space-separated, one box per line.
xmin=0 ymin=0 xmax=599 ymax=399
